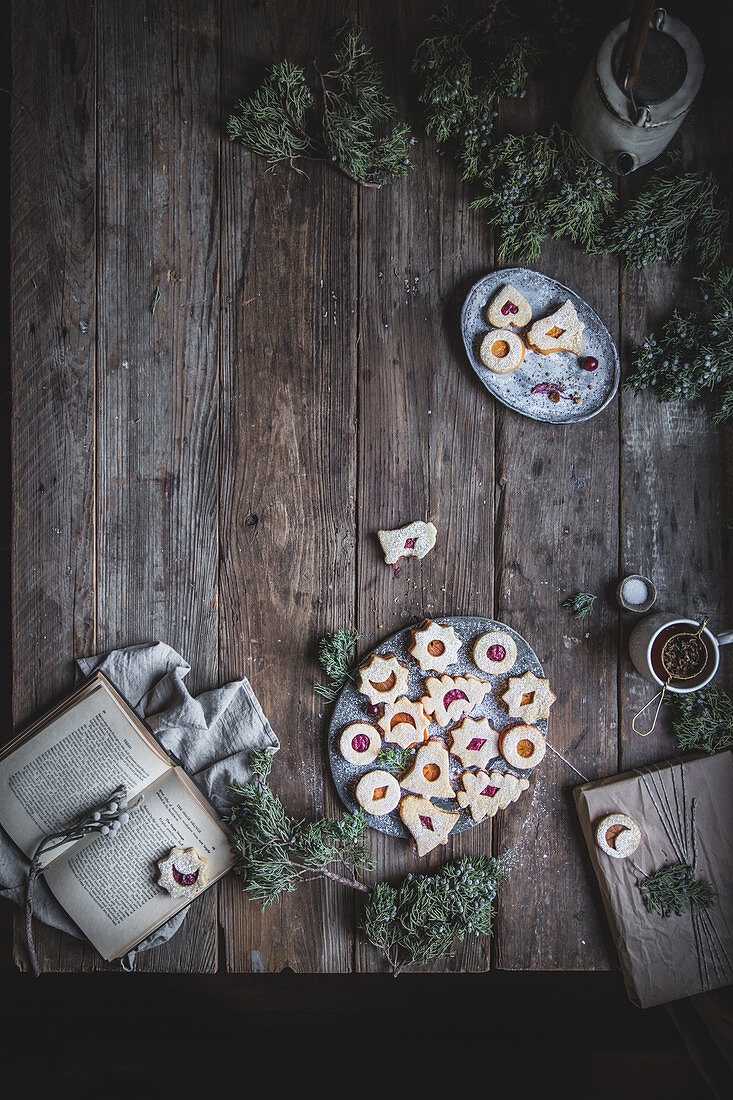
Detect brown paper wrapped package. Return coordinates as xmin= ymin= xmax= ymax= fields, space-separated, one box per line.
xmin=574 ymin=751 xmax=733 ymax=1008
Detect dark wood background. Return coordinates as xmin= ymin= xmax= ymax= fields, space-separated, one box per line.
xmin=7 ymin=0 xmax=732 ymax=980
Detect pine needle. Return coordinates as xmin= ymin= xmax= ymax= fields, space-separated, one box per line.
xmin=314 ymin=628 xmax=362 ymax=702
xmin=638 ymin=861 xmax=718 ymax=919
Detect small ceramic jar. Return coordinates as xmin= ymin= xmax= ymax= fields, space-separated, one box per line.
xmin=616 ymin=573 xmax=656 ymax=613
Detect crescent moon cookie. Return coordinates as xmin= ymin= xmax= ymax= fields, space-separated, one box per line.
xmin=157 ymin=846 xmax=209 ymax=900
xmin=595 ymin=813 xmax=642 ymax=859
xmin=378 ymin=696 xmax=431 ymax=749
xmin=501 ymin=670 xmax=556 ymax=725
xmin=472 ymin=630 xmax=518 ymax=676
xmin=499 ymin=724 xmax=546 ymax=770
xmin=377 ymin=521 xmax=437 ymax=566
xmin=408 ymin=619 xmax=462 ymax=674
xmin=479 ymin=329 xmax=526 ymax=374
xmin=457 ymin=769 xmax=530 ymax=823
xmin=355 ymin=770 xmax=401 ymax=817
xmin=339 ymin=721 xmax=382 ymax=766
xmin=400 ymin=740 xmax=456 ymax=801
xmin=527 ymin=299 xmax=584 ymax=356
xmin=420 ymin=674 xmax=492 ymax=727
xmin=487 ymin=283 xmax=533 ymax=329
xmin=399 ymin=794 xmax=460 ymax=857
xmin=448 ymin=716 xmax=501 ymax=770
xmin=357 ymin=653 xmax=410 ymax=706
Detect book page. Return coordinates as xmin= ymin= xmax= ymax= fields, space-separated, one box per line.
xmin=43 ymin=768 xmax=233 ymax=960
xmin=0 ymin=683 xmax=171 ymax=863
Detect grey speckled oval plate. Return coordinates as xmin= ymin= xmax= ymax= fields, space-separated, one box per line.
xmin=328 ymin=616 xmax=547 ymax=841
xmin=461 ymin=268 xmax=620 ymax=424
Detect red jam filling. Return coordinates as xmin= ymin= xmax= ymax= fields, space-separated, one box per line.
xmin=466 ymin=737 xmax=487 ymax=751
xmin=481 ymin=785 xmax=499 ymax=798
xmin=443 ymin=689 xmax=468 ymax=708
xmin=418 ymin=815 xmax=434 ymax=831
xmin=172 ymin=865 xmax=199 ymax=887
xmin=404 ymin=537 xmax=417 ymax=549
xmin=487 ymin=644 xmax=506 ymax=662
xmin=501 ymin=301 xmax=519 ymax=316
xmin=351 ymin=733 xmax=371 ymax=753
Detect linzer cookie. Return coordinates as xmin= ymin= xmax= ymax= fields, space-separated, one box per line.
xmin=377 ymin=521 xmax=437 ymax=566
xmin=479 ymin=329 xmax=525 ymax=374
xmin=356 ymin=770 xmax=401 ymax=817
xmin=499 ymin=723 xmax=546 ymax=770
xmin=595 ymin=813 xmax=642 ymax=859
xmin=457 ymin=769 xmax=530 ymax=823
xmin=399 ymin=794 xmax=459 ymax=857
xmin=400 ymin=740 xmax=456 ymax=800
xmin=356 ymin=653 xmax=409 ymax=706
xmin=378 ymin=696 xmax=431 ymax=749
xmin=527 ymin=299 xmax=584 ymax=356
xmin=420 ymin=673 xmax=491 ymax=727
xmin=501 ymin=670 xmax=556 ymax=725
xmin=487 ymin=283 xmax=532 ymax=329
xmin=472 ymin=629 xmax=517 ymax=676
xmin=408 ymin=619 xmax=462 ymax=673
xmin=156 ymin=846 xmax=209 ymax=900
xmin=448 ymin=716 xmax=501 ymax=770
xmin=339 ymin=721 xmax=382 ymax=766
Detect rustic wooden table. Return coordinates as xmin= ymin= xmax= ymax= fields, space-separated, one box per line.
xmin=9 ymin=0 xmax=731 ymax=973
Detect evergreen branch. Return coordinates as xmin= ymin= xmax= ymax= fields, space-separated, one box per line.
xmin=637 ymin=861 xmax=718 ymax=919
xmin=665 ymin=683 xmax=733 ymax=754
xmin=314 ymin=628 xmax=362 ymax=701
xmin=373 ymin=743 xmax=415 ymax=775
xmin=562 ymin=592 xmax=597 ymax=620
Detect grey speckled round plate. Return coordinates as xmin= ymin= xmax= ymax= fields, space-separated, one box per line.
xmin=461 ymin=268 xmax=620 ymax=424
xmin=328 ymin=616 xmax=547 ymax=841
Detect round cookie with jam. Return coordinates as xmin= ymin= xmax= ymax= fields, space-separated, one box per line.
xmin=339 ymin=721 xmax=382 ymax=766
xmin=472 ymin=629 xmax=518 ymax=676
xmin=355 ymin=770 xmax=401 ymax=817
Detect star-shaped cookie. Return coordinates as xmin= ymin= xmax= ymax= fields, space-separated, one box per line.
xmin=448 ymin=716 xmax=501 ymax=770
xmin=500 ymin=671 xmax=556 ymax=724
xmin=420 ymin=674 xmax=491 ymax=727
xmin=356 ymin=653 xmax=410 ymax=706
xmin=400 ymin=740 xmax=456 ymax=800
xmin=156 ymin=845 xmax=209 ymax=900
xmin=399 ymin=794 xmax=460 ymax=857
xmin=408 ymin=619 xmax=462 ymax=674
xmin=457 ymin=769 xmax=530 ymax=823
xmin=378 ymin=695 xmax=431 ymax=749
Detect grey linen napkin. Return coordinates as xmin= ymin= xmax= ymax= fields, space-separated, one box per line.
xmin=0 ymin=641 xmax=279 ymax=968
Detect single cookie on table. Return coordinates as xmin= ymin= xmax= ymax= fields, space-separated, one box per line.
xmin=355 ymin=770 xmax=401 ymax=817
xmin=479 ymin=329 xmax=526 ymax=374
xmin=448 ymin=716 xmax=501 ymax=770
xmin=457 ymin=769 xmax=530 ymax=823
xmin=501 ymin=670 xmax=556 ymax=724
xmin=420 ymin=673 xmax=491 ymax=728
xmin=595 ymin=813 xmax=642 ymax=859
xmin=156 ymin=846 xmax=209 ymax=900
xmin=399 ymin=794 xmax=460 ymax=857
xmin=408 ymin=619 xmax=462 ymax=673
xmin=499 ymin=723 xmax=546 ymax=770
xmin=378 ymin=696 xmax=431 ymax=749
xmin=377 ymin=521 xmax=437 ymax=566
xmin=472 ymin=629 xmax=518 ymax=676
xmin=339 ymin=721 xmax=382 ymax=766
xmin=356 ymin=652 xmax=410 ymax=706
xmin=527 ymin=299 xmax=584 ymax=356
xmin=487 ymin=283 xmax=533 ymax=329
xmin=400 ymin=740 xmax=456 ymax=801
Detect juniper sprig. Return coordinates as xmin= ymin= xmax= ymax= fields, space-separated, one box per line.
xmin=637 ymin=861 xmax=718 ymax=919
xmin=373 ymin=743 xmax=415 ymax=775
xmin=665 ymin=683 xmax=733 ymax=754
xmin=562 ymin=591 xmax=597 ymax=620
xmin=314 ymin=627 xmax=362 ymax=702
xmin=624 ymin=265 xmax=733 ymax=422
xmin=227 ymin=23 xmax=412 ymax=187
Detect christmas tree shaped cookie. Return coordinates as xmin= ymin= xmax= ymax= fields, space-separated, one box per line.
xmin=457 ymin=769 xmax=530 ymax=823
xmin=400 ymin=794 xmax=460 ymax=857
xmin=448 ymin=716 xmax=501 ymax=770
xmin=356 ymin=653 xmax=410 ymax=706
xmin=527 ymin=299 xmax=584 ymax=356
xmin=487 ymin=283 xmax=533 ymax=329
xmin=400 ymin=740 xmax=456 ymax=800
xmin=420 ymin=674 xmax=491 ymax=727
xmin=378 ymin=696 xmax=431 ymax=749
xmin=501 ymin=670 xmax=556 ymax=725
xmin=408 ymin=619 xmax=462 ymax=673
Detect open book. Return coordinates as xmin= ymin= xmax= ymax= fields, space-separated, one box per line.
xmin=0 ymin=672 xmax=234 ymax=960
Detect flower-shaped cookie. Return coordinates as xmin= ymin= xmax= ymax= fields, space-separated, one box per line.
xmin=400 ymin=740 xmax=455 ymax=800
xmin=457 ymin=769 xmax=529 ymax=823
xmin=378 ymin=696 xmax=431 ymax=749
xmin=595 ymin=813 xmax=642 ymax=859
xmin=448 ymin=716 xmax=501 ymax=770
xmin=499 ymin=723 xmax=546 ymax=770
xmin=400 ymin=794 xmax=459 ymax=857
xmin=356 ymin=770 xmax=401 ymax=817
xmin=156 ymin=846 xmax=209 ymax=900
xmin=472 ymin=630 xmax=517 ymax=676
xmin=501 ymin=671 xmax=556 ymax=725
xmin=420 ymin=674 xmax=491 ymax=727
xmin=408 ymin=619 xmax=462 ymax=674
xmin=356 ymin=653 xmax=410 ymax=706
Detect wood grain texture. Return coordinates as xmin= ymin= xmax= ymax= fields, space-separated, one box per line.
xmin=217 ymin=0 xmax=359 ymax=972
xmin=10 ymin=0 xmax=98 ymax=972
xmin=94 ymin=0 xmax=221 ymax=972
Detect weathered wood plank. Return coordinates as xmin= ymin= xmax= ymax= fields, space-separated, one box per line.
xmin=218 ymin=0 xmax=359 ymax=972
xmin=94 ymin=0 xmax=221 ymax=972
xmin=10 ymin=0 xmax=98 ymax=972
xmin=354 ymin=0 xmax=496 ymax=974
